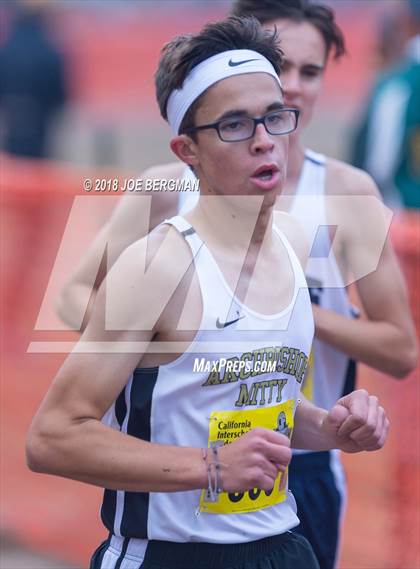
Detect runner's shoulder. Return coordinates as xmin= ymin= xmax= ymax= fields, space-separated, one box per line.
xmin=325 ymin=157 xmax=381 ymax=198
xmin=273 ymin=211 xmax=309 ymax=269
xmin=122 ymin=221 xmax=194 ymax=284
xmin=95 ymin=223 xmax=193 ymax=331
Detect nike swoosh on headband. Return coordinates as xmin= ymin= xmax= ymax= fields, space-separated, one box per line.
xmin=228 ymin=58 xmax=260 ymax=67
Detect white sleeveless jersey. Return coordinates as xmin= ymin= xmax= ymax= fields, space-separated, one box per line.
xmin=101 ymin=215 xmax=313 ymax=544
xmin=178 ymin=151 xmax=355 ymax=436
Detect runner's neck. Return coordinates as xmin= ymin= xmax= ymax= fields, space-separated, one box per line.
xmin=283 ymin=137 xmax=306 ymax=196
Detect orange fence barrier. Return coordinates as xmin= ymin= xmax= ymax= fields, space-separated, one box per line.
xmin=1 ymin=155 xmax=419 ymax=567
xmin=340 ymin=211 xmax=419 ymax=569
xmin=387 ymin=212 xmax=419 ymax=569
xmin=1 ymin=154 xmax=124 ymax=564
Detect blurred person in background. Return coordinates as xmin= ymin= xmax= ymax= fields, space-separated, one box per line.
xmin=55 ymin=2 xmax=417 ymax=567
xmin=371 ymin=9 xmax=407 ymax=74
xmin=0 ymin=1 xmax=67 ymax=158
xmin=350 ymin=0 xmax=420 ymax=209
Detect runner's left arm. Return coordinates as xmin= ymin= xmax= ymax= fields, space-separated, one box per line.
xmin=291 ymin=390 xmax=389 ymax=453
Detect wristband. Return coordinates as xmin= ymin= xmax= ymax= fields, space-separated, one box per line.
xmin=202 ymin=446 xmax=222 ymax=502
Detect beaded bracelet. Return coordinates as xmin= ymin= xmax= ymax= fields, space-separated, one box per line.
xmin=202 ymin=446 xmax=222 ymax=502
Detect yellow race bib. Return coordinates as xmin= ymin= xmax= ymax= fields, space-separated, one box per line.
xmin=199 ymin=400 xmax=294 ymax=514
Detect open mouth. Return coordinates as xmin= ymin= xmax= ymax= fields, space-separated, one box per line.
xmin=252 ymin=164 xmax=279 ymax=179
xmin=250 ymin=164 xmax=281 ymax=191
xmin=255 ymin=168 xmax=275 ymax=181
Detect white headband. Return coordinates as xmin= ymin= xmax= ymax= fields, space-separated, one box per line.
xmin=166 ymin=49 xmax=282 ymax=135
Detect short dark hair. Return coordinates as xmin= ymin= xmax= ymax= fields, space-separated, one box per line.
xmin=155 ymin=16 xmax=284 ymax=134
xmin=231 ymin=0 xmax=346 ymax=60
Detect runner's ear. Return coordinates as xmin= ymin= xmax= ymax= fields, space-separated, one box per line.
xmin=170 ymin=135 xmax=199 ymax=168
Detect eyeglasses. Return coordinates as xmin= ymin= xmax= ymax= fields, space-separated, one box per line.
xmin=184 ymin=108 xmax=299 ymax=142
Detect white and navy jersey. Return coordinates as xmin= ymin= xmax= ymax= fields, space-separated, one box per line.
xmin=101 ymin=215 xmax=313 ymax=545
xmin=178 ymin=154 xmax=356 ymax=414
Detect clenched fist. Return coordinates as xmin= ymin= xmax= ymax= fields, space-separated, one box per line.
xmin=217 ymin=428 xmax=291 ymax=493
xmin=321 ymin=389 xmax=389 ymax=453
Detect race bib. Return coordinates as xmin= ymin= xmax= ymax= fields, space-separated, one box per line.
xmin=199 ymin=400 xmax=294 ymax=514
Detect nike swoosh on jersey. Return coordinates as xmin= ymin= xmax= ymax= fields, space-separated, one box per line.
xmin=216 ymin=314 xmax=246 ymax=328
xmin=228 ymin=58 xmax=259 ymax=67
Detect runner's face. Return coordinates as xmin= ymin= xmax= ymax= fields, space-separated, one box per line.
xmin=192 ymin=73 xmax=288 ymax=202
xmin=264 ymin=19 xmax=327 ymax=130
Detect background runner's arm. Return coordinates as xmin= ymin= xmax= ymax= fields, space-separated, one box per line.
xmin=56 ymin=162 xmax=183 ymax=330
xmin=315 ymin=167 xmax=417 ymax=378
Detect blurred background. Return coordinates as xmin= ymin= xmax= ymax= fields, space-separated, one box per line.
xmin=1 ymin=0 xmax=419 ymax=568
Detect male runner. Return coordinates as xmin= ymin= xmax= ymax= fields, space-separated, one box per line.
xmin=231 ymin=2 xmax=416 ymax=567
xmin=56 ymin=5 xmax=416 ymax=566
xmin=54 ymin=3 xmax=416 ymax=568
xmin=28 ymin=17 xmax=389 ymax=569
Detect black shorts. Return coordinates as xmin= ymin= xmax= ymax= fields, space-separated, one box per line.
xmin=90 ymin=531 xmax=319 ymax=569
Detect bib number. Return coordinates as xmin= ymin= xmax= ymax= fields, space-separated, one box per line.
xmin=199 ymin=401 xmax=294 ymax=514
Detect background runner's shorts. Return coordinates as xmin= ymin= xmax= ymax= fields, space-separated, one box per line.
xmin=289 ymin=451 xmax=344 ymax=569
xmin=90 ymin=531 xmax=320 ymax=569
